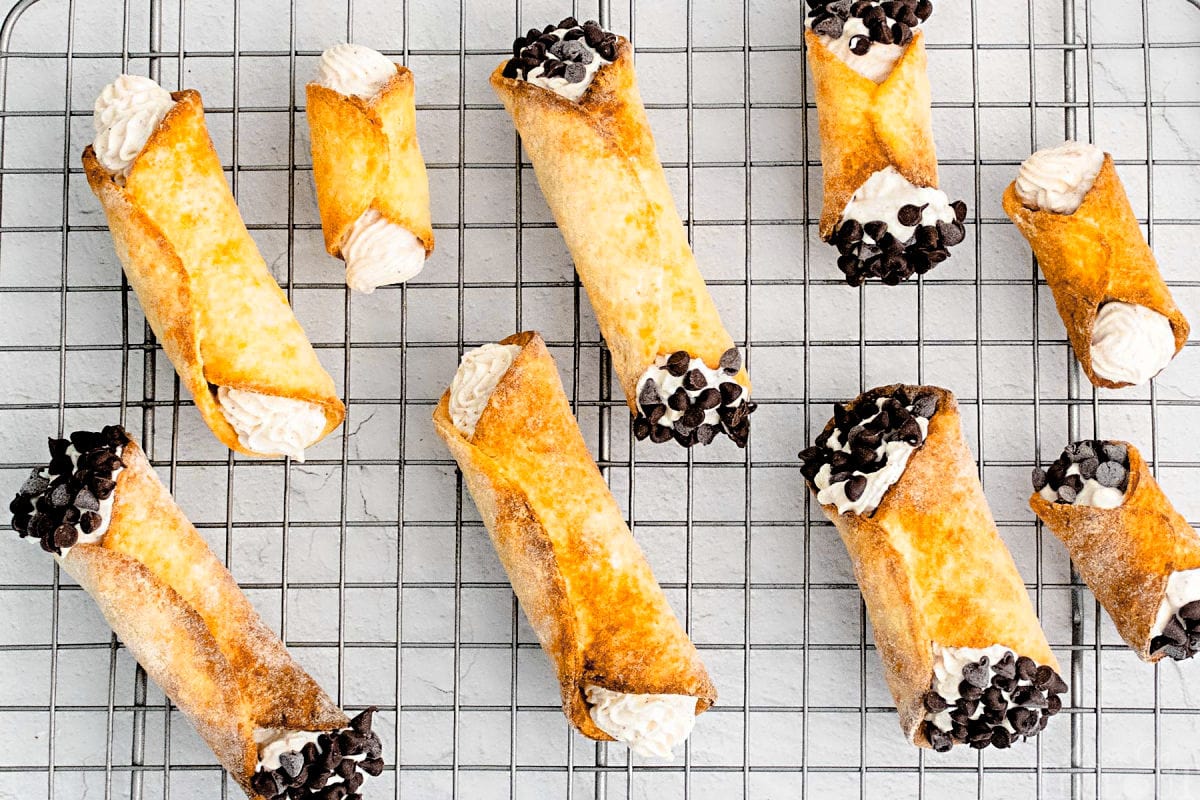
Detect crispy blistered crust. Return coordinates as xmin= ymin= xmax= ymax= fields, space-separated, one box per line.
xmin=489 ymin=42 xmax=748 ymax=410
xmin=82 ymin=90 xmax=344 ymax=457
xmin=1003 ymin=156 xmax=1189 ymax=388
xmin=59 ymin=440 xmax=346 ymax=797
xmin=432 ymin=332 xmax=715 ymax=740
xmin=805 ymin=29 xmax=940 ymax=240
xmin=306 ymin=65 xmax=435 ymax=262
xmin=814 ymin=385 xmax=1057 ymax=748
xmin=1030 ymin=442 xmax=1200 ymax=661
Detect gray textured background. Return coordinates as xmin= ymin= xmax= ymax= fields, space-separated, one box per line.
xmin=1 ymin=0 xmax=1199 ymax=798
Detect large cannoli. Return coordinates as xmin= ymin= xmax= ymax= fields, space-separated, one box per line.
xmin=490 ymin=18 xmax=754 ymax=449
xmin=307 ymin=44 xmax=434 ymax=293
xmin=805 ymin=1 xmax=968 ymax=285
xmin=798 ymin=385 xmax=1064 ymax=751
xmin=1003 ymin=141 xmax=1189 ymax=388
xmin=1031 ymin=440 xmax=1200 ymax=661
xmin=84 ymin=75 xmax=344 ymax=460
xmin=432 ymin=332 xmax=715 ymax=758
xmin=7 ymin=426 xmax=384 ymax=799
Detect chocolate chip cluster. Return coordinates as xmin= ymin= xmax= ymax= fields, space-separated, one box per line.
xmin=798 ymin=386 xmax=937 ymax=500
xmin=633 ymin=348 xmax=755 ymax=448
xmin=1152 ymin=602 xmax=1200 ymax=661
xmin=1032 ymin=440 xmax=1129 ymax=503
xmin=922 ymin=651 xmax=1067 ymax=752
xmin=501 ymin=17 xmax=616 ymax=82
xmin=833 ymin=200 xmax=967 ymax=286
xmin=251 ymin=708 xmax=384 ymax=800
xmin=808 ymin=0 xmax=933 ymax=52
xmin=9 ymin=426 xmax=129 ymax=554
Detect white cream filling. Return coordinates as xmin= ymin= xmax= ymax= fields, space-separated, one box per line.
xmin=217 ymin=387 xmax=327 ymax=462
xmin=340 ymin=209 xmax=427 ymax=292
xmin=315 ymin=42 xmax=396 ymax=99
xmin=928 ymin=644 xmax=1018 ymax=733
xmin=1150 ymin=569 xmax=1200 ymax=639
xmin=448 ymin=343 xmax=522 ymax=436
xmin=584 ymin=684 xmax=698 ymax=760
xmin=635 ymin=355 xmax=746 ymax=428
xmin=524 ymin=27 xmax=611 ymax=102
xmin=842 ymin=166 xmax=956 ymax=245
xmin=255 ymin=728 xmax=323 ymax=772
xmin=813 ymin=398 xmax=928 ymax=516
xmin=92 ymin=74 xmax=175 ymax=177
xmin=810 ymin=16 xmax=905 ymax=83
xmin=1014 ymin=140 xmax=1105 ymax=215
xmin=1090 ymin=302 xmax=1176 ymax=386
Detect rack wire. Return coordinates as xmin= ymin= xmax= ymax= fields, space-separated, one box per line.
xmin=0 ymin=0 xmax=1198 ymax=798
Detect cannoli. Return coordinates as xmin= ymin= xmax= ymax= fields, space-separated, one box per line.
xmin=84 ymin=75 xmax=344 ymax=460
xmin=798 ymin=385 xmax=1064 ymax=751
xmin=7 ymin=426 xmax=384 ymax=799
xmin=306 ymin=44 xmax=434 ymax=293
xmin=1003 ymin=141 xmax=1189 ymax=388
xmin=805 ymin=1 xmax=968 ymax=286
xmin=432 ymin=332 xmax=715 ymax=758
xmin=490 ymin=18 xmax=754 ymax=449
xmin=1031 ymin=440 xmax=1200 ymax=661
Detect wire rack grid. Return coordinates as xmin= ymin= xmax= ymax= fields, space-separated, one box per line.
xmin=1 ymin=0 xmax=1199 ymax=798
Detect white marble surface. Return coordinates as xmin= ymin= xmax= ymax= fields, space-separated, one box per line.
xmin=0 ymin=0 xmax=1199 ymax=798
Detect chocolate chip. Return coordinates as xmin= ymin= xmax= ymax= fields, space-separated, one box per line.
xmin=936 ymin=219 xmax=965 ymax=247
xmin=1044 ymin=670 xmax=1068 ymax=695
xmin=1076 ymin=457 xmax=1099 ymax=480
xmin=79 ymin=511 xmax=102 ymax=534
xmin=633 ymin=418 xmax=651 ymax=440
xmin=847 ymin=33 xmax=869 ymax=53
xmin=650 ymin=425 xmax=673 ymax=444
xmin=1046 ymin=694 xmax=1063 ymax=715
xmin=1016 ymin=656 xmax=1037 ymax=681
xmin=638 ymin=381 xmax=662 ymax=408
xmin=666 ymin=350 xmax=690 ymax=377
xmin=837 ymin=218 xmax=864 ymax=244
xmin=719 ymin=347 xmax=742 ymax=374
xmin=92 ymin=478 xmax=116 ymax=501
xmin=915 ymin=0 xmax=933 ymax=20
xmin=695 ymin=424 xmax=719 ymax=446
xmin=683 ymin=369 xmax=708 ymax=391
xmin=862 ymin=5 xmax=886 ymax=24
xmin=648 ymin=404 xmax=667 ymax=425
xmin=74 ymin=487 xmax=99 ymax=512
xmin=696 ymin=388 xmax=721 ymax=410
xmin=49 ymin=483 xmax=72 ymax=508
xmin=843 ymin=474 xmax=867 ymax=502
xmin=597 ymin=41 xmax=617 ymax=61
xmin=1031 ymin=467 xmax=1048 ymax=492
xmin=1094 ymin=460 xmax=1126 ymax=489
xmin=1012 ymin=685 xmax=1047 ymax=708
xmin=991 ymin=727 xmax=1012 ymax=749
xmin=1150 ymin=636 xmax=1189 ymax=661
xmin=53 ymin=523 xmax=78 ymax=550
xmin=958 ymin=681 xmax=983 ymax=701
xmin=563 ymin=62 xmax=587 ymax=83
xmin=812 ymin=13 xmax=846 ymax=37
xmin=911 ymin=393 xmax=937 ymax=419
xmin=19 ymin=472 xmax=49 ymax=497
xmin=925 ymin=722 xmax=953 ymax=752
xmin=1101 ymin=441 xmax=1128 ymax=464
xmin=251 ymin=769 xmax=284 ymax=797
xmin=864 ymin=220 xmax=888 ymax=242
xmin=1007 ymin=706 xmax=1037 ymax=735
xmin=558 ymin=15 xmax=579 ymax=28
xmin=1057 ymin=483 xmax=1077 ymax=503
xmin=1163 ymin=615 xmax=1188 ymax=645
xmin=923 ymin=691 xmax=948 ymax=713
xmin=891 ymin=21 xmax=912 ymax=44
xmin=668 ymin=388 xmax=689 ymax=412
xmin=679 ymin=405 xmax=705 ymax=431
xmin=981 ymin=686 xmax=1006 ymax=711
xmin=962 ymin=660 xmax=990 ymax=689
xmin=896 ymin=203 xmax=926 ymax=227
xmin=1179 ymin=601 xmax=1200 ymax=622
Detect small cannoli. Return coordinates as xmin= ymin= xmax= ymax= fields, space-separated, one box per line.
xmin=432 ymin=332 xmax=716 ymax=758
xmin=799 ymin=385 xmax=1065 ymax=751
xmin=1004 ymin=141 xmax=1188 ymax=388
xmin=804 ymin=1 xmax=968 ymax=285
xmin=84 ymin=75 xmax=343 ymax=460
xmin=491 ymin=18 xmax=754 ymax=448
xmin=307 ymin=44 xmax=434 ymax=293
xmin=8 ymin=426 xmax=383 ymax=799
xmin=1031 ymin=440 xmax=1200 ymax=661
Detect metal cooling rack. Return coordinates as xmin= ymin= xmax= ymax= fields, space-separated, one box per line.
xmin=1 ymin=0 xmax=1199 ymax=798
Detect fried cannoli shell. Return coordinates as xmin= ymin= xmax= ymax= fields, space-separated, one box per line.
xmin=432 ymin=332 xmax=716 ymax=739
xmin=82 ymin=90 xmax=344 ymax=456
xmin=489 ymin=43 xmax=748 ymax=411
xmin=1030 ymin=442 xmax=1200 ymax=661
xmin=804 ymin=29 xmax=940 ymax=240
xmin=306 ymin=65 xmax=435 ymax=260
xmin=59 ymin=440 xmax=346 ymax=793
xmin=815 ymin=386 xmax=1058 ymax=747
xmin=1003 ymin=156 xmax=1189 ymax=389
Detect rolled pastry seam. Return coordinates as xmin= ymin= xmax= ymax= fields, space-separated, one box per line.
xmin=8 ymin=427 xmax=384 ymax=799
xmin=1003 ymin=145 xmax=1189 ymax=389
xmin=307 ymin=44 xmax=434 ymax=293
xmin=492 ymin=21 xmax=754 ymax=448
xmin=1031 ymin=440 xmax=1200 ymax=661
xmin=433 ymin=332 xmax=715 ymax=757
xmin=799 ymin=386 xmax=1063 ymax=751
xmin=805 ymin=2 xmax=969 ymax=287
xmin=84 ymin=77 xmax=343 ymax=459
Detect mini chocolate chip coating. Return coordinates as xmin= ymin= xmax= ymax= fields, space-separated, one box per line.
xmin=10 ymin=425 xmax=129 ymax=555
xmin=923 ymin=649 xmax=1066 ymax=752
xmin=1034 ymin=439 xmax=1130 ymax=504
xmin=252 ymin=707 xmax=384 ymax=800
xmin=809 ymin=1 xmax=934 ymax=56
xmin=503 ymin=19 xmax=616 ymax=83
xmin=633 ymin=349 xmax=756 ymax=449
xmin=798 ymin=385 xmax=937 ymax=497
